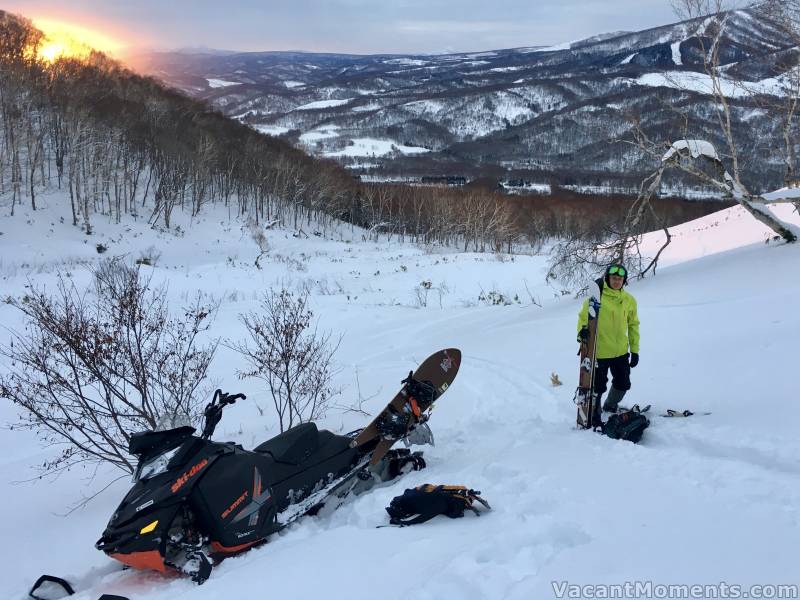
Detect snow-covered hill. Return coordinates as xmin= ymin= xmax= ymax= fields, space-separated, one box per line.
xmin=2 ymin=199 xmax=800 ymax=599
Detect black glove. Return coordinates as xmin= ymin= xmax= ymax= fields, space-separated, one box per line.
xmin=629 ymin=352 xmax=639 ymax=368
xmin=577 ymin=326 xmax=590 ymax=344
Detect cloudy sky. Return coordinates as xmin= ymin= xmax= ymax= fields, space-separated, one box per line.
xmin=6 ymin=0 xmax=681 ymax=55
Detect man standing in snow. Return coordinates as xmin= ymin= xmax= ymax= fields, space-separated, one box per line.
xmin=577 ymin=264 xmax=640 ymax=424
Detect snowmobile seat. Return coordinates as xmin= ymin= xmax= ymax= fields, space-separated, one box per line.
xmin=254 ymin=423 xmax=321 ymax=465
xmin=254 ymin=422 xmax=353 ymax=466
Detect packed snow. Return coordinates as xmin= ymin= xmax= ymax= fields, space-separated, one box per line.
xmin=402 ymin=99 xmax=446 ymax=115
xmin=519 ymin=41 xmax=573 ymax=53
xmin=294 ymin=99 xmax=353 ymax=111
xmin=299 ymin=126 xmax=341 ymax=143
xmin=763 ymin=186 xmax=800 ymax=202
xmin=671 ymin=41 xmax=683 ymax=66
xmin=2 ymin=194 xmax=800 ymax=600
xmin=325 ymin=138 xmax=431 ymax=157
xmin=206 ymin=78 xmax=242 ymax=88
xmin=662 ymin=139 xmax=720 ymax=162
xmin=252 ymin=124 xmax=291 ymax=137
xmin=383 ymin=58 xmax=429 ymax=66
xmin=634 ymin=72 xmax=788 ymax=98
xmin=351 ymin=103 xmax=382 ymax=113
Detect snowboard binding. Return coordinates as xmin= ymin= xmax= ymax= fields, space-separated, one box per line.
xmin=377 ymin=408 xmax=411 ymax=440
xmin=377 ymin=373 xmax=439 ymax=441
xmin=401 ymin=371 xmax=439 ymax=407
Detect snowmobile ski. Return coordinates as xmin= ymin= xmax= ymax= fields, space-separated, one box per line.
xmin=29 ymin=575 xmax=74 ymax=599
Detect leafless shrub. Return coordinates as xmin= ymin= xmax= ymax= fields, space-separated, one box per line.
xmin=135 ymin=245 xmax=162 ymax=267
xmin=272 ymin=253 xmax=308 ymax=272
xmin=414 ymin=280 xmax=433 ymax=307
xmin=477 ymin=286 xmax=521 ymax=306
xmin=228 ymin=288 xmax=341 ymax=432
xmin=0 ymin=260 xmax=218 ymax=474
xmin=413 ymin=279 xmax=451 ymax=308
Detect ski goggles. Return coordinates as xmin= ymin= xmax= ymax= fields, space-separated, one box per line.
xmin=608 ymin=265 xmax=626 ymax=276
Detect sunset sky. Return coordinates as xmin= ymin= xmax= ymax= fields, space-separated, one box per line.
xmin=6 ymin=0 xmax=686 ymax=55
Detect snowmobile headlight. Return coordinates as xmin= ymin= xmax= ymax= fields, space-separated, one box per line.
xmin=134 ymin=446 xmax=182 ymax=482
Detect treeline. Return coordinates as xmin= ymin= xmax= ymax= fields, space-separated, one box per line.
xmin=0 ymin=11 xmax=726 ymax=252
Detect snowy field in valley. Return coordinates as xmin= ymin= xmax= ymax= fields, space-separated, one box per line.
xmin=325 ymin=137 xmax=431 ymax=157
xmin=1 ymin=196 xmax=799 ymax=600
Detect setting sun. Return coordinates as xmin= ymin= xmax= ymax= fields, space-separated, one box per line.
xmin=33 ymin=18 xmax=123 ymax=62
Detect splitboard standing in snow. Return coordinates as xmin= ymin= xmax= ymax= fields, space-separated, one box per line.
xmin=574 ymin=280 xmax=602 ymax=428
xmin=575 ymin=264 xmax=640 ymax=428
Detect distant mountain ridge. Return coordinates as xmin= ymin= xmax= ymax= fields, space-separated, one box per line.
xmin=132 ymin=6 xmax=799 ymax=196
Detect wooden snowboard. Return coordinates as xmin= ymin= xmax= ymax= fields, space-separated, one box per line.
xmin=576 ymin=281 xmax=601 ymax=429
xmin=353 ymin=348 xmax=461 ymax=465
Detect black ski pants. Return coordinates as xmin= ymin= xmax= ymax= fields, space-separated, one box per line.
xmin=593 ymin=354 xmax=631 ymax=396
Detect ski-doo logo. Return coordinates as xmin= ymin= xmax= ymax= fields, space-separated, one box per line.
xmin=222 ymin=491 xmax=249 ymax=519
xmin=171 ymin=459 xmax=208 ymax=493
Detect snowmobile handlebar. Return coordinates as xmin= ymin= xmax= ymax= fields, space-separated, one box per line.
xmin=201 ymin=389 xmax=246 ymax=439
xmin=212 ymin=389 xmax=246 ymax=406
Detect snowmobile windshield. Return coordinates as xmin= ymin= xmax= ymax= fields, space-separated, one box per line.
xmin=155 ymin=413 xmax=192 ymax=431
xmin=134 ymin=445 xmax=183 ymax=483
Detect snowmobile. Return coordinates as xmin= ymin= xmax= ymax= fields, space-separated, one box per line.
xmin=92 ymin=388 xmax=430 ymax=584
xmin=29 ymin=349 xmax=459 ymax=597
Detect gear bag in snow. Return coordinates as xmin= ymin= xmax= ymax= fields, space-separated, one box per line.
xmin=603 ymin=409 xmax=649 ymax=443
xmin=385 ymin=484 xmax=490 ymax=525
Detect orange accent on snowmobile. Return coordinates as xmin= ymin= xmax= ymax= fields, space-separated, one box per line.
xmin=408 ymin=397 xmax=421 ymax=418
xmin=171 ymin=458 xmax=208 ymax=493
xmin=110 ymin=550 xmax=166 ymax=573
xmin=210 ymin=540 xmax=259 ymax=554
xmin=221 ymin=490 xmax=249 ymax=519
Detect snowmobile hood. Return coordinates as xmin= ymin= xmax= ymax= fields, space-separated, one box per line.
xmin=110 ymin=444 xmax=224 ymax=531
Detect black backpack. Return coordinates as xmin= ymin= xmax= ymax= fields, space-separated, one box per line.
xmin=385 ymin=484 xmax=490 ymax=526
xmin=603 ymin=410 xmax=649 ymax=443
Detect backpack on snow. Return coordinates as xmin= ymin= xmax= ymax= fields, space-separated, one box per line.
xmin=603 ymin=409 xmax=649 ymax=443
xmin=385 ymin=484 xmax=490 ymax=526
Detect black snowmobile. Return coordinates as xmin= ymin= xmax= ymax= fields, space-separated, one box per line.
xmin=92 ymin=390 xmax=426 ymax=584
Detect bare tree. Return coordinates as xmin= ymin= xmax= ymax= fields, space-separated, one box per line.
xmin=636 ymin=0 xmax=798 ymax=241
xmin=762 ymin=0 xmax=800 ymax=213
xmin=248 ymin=218 xmax=274 ymax=269
xmin=229 ymin=289 xmax=341 ymax=432
xmin=0 ymin=260 xmax=218 ymax=474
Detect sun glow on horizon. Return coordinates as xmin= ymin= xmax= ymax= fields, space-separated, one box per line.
xmin=33 ymin=18 xmax=124 ymax=62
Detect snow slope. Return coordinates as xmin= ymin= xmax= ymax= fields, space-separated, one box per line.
xmin=1 ymin=198 xmax=799 ymax=599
